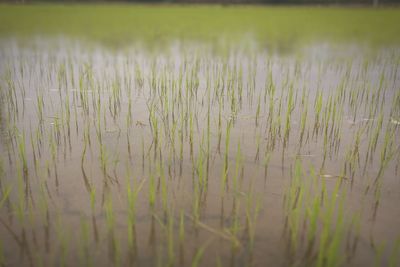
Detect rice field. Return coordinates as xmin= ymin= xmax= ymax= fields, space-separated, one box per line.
xmin=0 ymin=5 xmax=400 ymax=267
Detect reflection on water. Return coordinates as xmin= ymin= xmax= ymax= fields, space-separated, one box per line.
xmin=0 ymin=39 xmax=399 ymax=267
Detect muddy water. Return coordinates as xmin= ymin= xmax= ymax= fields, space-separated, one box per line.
xmin=0 ymin=39 xmax=399 ymax=267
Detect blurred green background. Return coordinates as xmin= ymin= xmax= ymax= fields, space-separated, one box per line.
xmin=0 ymin=5 xmax=399 ymax=48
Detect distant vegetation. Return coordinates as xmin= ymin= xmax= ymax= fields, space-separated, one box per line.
xmin=0 ymin=5 xmax=399 ymax=48
xmin=1 ymin=0 xmax=399 ymax=5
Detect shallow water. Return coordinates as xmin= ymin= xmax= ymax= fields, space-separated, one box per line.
xmin=0 ymin=39 xmax=399 ymax=267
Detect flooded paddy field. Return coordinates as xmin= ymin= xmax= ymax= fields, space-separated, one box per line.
xmin=0 ymin=38 xmax=399 ymax=267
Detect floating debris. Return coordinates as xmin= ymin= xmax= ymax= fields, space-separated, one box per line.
xmin=391 ymin=118 xmax=400 ymax=125
xmin=319 ymin=174 xmax=349 ymax=180
xmin=136 ymin=120 xmax=146 ymax=127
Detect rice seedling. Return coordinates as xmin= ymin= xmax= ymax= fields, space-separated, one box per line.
xmin=105 ymin=194 xmax=120 ymax=266
xmin=79 ymin=217 xmax=92 ymax=267
xmin=221 ymin=119 xmax=232 ymax=193
xmin=126 ymin=171 xmax=145 ymax=252
xmin=190 ymin=239 xmax=213 ymax=267
xmin=389 ymin=237 xmax=400 ymax=267
xmin=16 ymin=130 xmax=28 ymax=175
xmin=0 ymin=238 xmax=4 ymax=267
xmin=148 ymin=170 xmax=156 ymax=207
xmin=0 ymin=185 xmax=12 ymax=210
xmin=55 ymin=215 xmax=69 ymax=267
